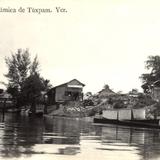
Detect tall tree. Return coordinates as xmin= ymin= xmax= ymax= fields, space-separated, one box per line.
xmin=4 ymin=49 xmax=51 ymax=111
xmin=5 ymin=49 xmax=31 ymax=91
xmin=140 ymin=55 xmax=160 ymax=93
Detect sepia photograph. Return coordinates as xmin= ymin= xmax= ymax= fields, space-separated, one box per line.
xmin=0 ymin=0 xmax=160 ymax=159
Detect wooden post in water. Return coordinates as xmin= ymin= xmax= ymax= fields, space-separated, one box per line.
xmin=44 ymin=95 xmax=48 ymax=114
xmin=2 ymin=99 xmax=6 ymax=122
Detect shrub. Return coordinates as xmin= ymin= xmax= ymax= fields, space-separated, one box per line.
xmin=83 ymin=99 xmax=94 ymax=107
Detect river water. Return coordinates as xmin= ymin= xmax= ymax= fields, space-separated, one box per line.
xmin=0 ymin=113 xmax=160 ymax=160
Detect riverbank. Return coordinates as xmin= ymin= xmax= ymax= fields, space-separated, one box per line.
xmin=46 ymin=104 xmax=98 ymax=118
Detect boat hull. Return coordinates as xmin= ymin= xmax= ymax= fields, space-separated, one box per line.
xmin=93 ymin=118 xmax=160 ymax=129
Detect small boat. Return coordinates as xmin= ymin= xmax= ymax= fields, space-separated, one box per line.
xmin=93 ymin=118 xmax=160 ymax=129
xmin=93 ymin=108 xmax=160 ymax=129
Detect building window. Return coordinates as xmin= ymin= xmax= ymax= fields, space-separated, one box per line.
xmin=65 ymin=91 xmax=80 ymax=100
xmin=65 ymin=91 xmax=72 ymax=96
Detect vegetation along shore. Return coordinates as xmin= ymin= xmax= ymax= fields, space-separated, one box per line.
xmin=1 ymin=49 xmax=160 ymax=119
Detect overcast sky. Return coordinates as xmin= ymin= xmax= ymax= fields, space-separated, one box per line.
xmin=0 ymin=0 xmax=160 ymax=93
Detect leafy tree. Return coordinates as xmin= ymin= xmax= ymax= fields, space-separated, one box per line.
xmin=113 ymin=99 xmax=126 ymax=109
xmin=104 ymin=84 xmax=110 ymax=90
xmin=6 ymin=86 xmax=19 ymax=98
xmin=30 ymin=55 xmax=40 ymax=75
xmin=140 ymin=55 xmax=160 ymax=93
xmin=41 ymin=78 xmax=52 ymax=92
xmin=129 ymin=89 xmax=138 ymax=94
xmin=21 ymin=73 xmax=45 ymax=113
xmin=5 ymin=49 xmax=31 ymax=91
xmin=4 ymin=48 xmax=52 ymax=112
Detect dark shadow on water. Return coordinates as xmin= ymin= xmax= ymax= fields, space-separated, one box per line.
xmin=54 ymin=146 xmax=80 ymax=155
xmin=96 ymin=147 xmax=132 ymax=151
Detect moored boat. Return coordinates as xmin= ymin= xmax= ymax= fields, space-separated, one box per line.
xmin=93 ymin=118 xmax=160 ymax=129
xmin=93 ymin=108 xmax=160 ymax=129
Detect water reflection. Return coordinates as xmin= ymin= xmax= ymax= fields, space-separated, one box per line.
xmin=0 ymin=114 xmax=45 ymax=158
xmin=0 ymin=114 xmax=160 ymax=159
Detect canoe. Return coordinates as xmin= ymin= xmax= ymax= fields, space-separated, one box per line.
xmin=93 ymin=118 xmax=160 ymax=129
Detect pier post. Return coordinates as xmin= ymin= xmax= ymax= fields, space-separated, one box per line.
xmin=2 ymin=99 xmax=6 ymax=122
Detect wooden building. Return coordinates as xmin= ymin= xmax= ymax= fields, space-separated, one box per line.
xmin=0 ymin=91 xmax=14 ymax=109
xmin=47 ymin=79 xmax=85 ymax=105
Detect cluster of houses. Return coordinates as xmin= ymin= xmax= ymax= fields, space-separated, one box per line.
xmin=0 ymin=78 xmax=160 ymax=114
xmin=0 ymin=79 xmax=85 ymax=113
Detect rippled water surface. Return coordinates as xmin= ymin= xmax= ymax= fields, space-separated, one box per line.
xmin=0 ymin=113 xmax=160 ymax=160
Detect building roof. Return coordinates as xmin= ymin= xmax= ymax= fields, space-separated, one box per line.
xmin=50 ymin=79 xmax=85 ymax=90
xmin=98 ymin=87 xmax=116 ymax=97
